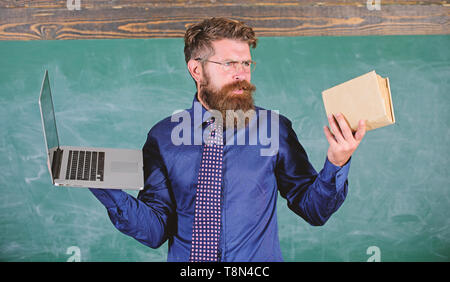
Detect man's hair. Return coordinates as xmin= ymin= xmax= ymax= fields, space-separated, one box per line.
xmin=184 ymin=17 xmax=258 ymax=64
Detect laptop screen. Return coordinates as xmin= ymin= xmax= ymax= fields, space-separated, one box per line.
xmin=39 ymin=70 xmax=60 ymax=153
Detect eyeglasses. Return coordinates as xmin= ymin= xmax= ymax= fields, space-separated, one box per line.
xmin=195 ymin=58 xmax=256 ymax=73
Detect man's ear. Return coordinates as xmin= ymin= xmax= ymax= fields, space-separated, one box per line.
xmin=187 ymin=59 xmax=203 ymax=84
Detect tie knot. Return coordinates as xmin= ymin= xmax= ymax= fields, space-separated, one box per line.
xmin=205 ymin=117 xmax=215 ymax=127
xmin=205 ymin=118 xmax=223 ymax=145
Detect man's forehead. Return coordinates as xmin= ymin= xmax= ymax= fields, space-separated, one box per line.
xmin=210 ymin=39 xmax=251 ymax=59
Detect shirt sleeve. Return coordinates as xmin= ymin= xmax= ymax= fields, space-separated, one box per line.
xmin=90 ymin=130 xmax=175 ymax=248
xmin=275 ymin=116 xmax=351 ymax=226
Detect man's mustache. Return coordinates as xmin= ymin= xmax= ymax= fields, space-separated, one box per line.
xmin=221 ymin=80 xmax=256 ymax=94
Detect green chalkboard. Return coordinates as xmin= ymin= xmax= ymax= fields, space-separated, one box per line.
xmin=0 ymin=35 xmax=449 ymax=262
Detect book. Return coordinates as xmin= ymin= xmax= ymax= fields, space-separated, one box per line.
xmin=321 ymin=70 xmax=395 ymax=132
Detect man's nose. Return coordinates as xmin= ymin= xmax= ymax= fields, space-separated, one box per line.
xmin=232 ymin=73 xmax=246 ymax=81
xmin=232 ymin=67 xmax=248 ymax=81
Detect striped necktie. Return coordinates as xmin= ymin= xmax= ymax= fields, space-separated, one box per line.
xmin=189 ymin=119 xmax=224 ymax=262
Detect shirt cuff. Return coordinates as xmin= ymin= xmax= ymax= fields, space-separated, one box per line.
xmin=319 ymin=157 xmax=351 ymax=191
xmin=89 ymin=188 xmax=127 ymax=209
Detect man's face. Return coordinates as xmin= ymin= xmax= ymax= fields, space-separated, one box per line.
xmin=198 ymin=39 xmax=256 ymax=128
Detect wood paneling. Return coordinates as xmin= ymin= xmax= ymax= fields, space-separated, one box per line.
xmin=0 ymin=0 xmax=448 ymax=40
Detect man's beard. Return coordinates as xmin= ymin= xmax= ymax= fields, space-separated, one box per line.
xmin=199 ymin=73 xmax=256 ymax=130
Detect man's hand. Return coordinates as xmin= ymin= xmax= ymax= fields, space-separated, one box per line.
xmin=323 ymin=113 xmax=366 ymax=167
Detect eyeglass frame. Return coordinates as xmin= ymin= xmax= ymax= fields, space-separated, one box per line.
xmin=194 ymin=58 xmax=256 ymax=73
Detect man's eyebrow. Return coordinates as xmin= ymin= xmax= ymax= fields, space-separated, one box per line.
xmin=223 ymin=58 xmax=252 ymax=62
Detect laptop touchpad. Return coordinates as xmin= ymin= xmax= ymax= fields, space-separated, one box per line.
xmin=110 ymin=161 xmax=139 ymax=173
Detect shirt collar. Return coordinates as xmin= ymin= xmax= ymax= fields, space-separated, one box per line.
xmin=191 ymin=92 xmax=214 ymax=129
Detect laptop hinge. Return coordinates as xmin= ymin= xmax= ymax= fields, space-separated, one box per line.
xmin=51 ymin=148 xmax=63 ymax=180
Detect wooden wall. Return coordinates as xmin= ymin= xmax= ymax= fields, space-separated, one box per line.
xmin=0 ymin=0 xmax=449 ymax=40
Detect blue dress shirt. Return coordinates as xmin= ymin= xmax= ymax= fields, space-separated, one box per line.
xmin=90 ymin=93 xmax=351 ymax=262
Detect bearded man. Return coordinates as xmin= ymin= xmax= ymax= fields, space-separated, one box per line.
xmin=90 ymin=17 xmax=366 ymax=262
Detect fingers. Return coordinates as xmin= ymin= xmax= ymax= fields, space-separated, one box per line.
xmin=327 ymin=114 xmax=345 ymax=143
xmin=354 ymin=119 xmax=366 ymax=142
xmin=324 ymin=116 xmax=366 ymax=167
xmin=327 ymin=113 xmax=366 ymax=143
xmin=334 ymin=113 xmax=354 ymax=141
xmin=323 ymin=125 xmax=337 ymax=146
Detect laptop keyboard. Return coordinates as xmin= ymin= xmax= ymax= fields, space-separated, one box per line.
xmin=65 ymin=150 xmax=105 ymax=181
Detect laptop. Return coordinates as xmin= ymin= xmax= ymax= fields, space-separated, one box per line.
xmin=39 ymin=70 xmax=144 ymax=190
